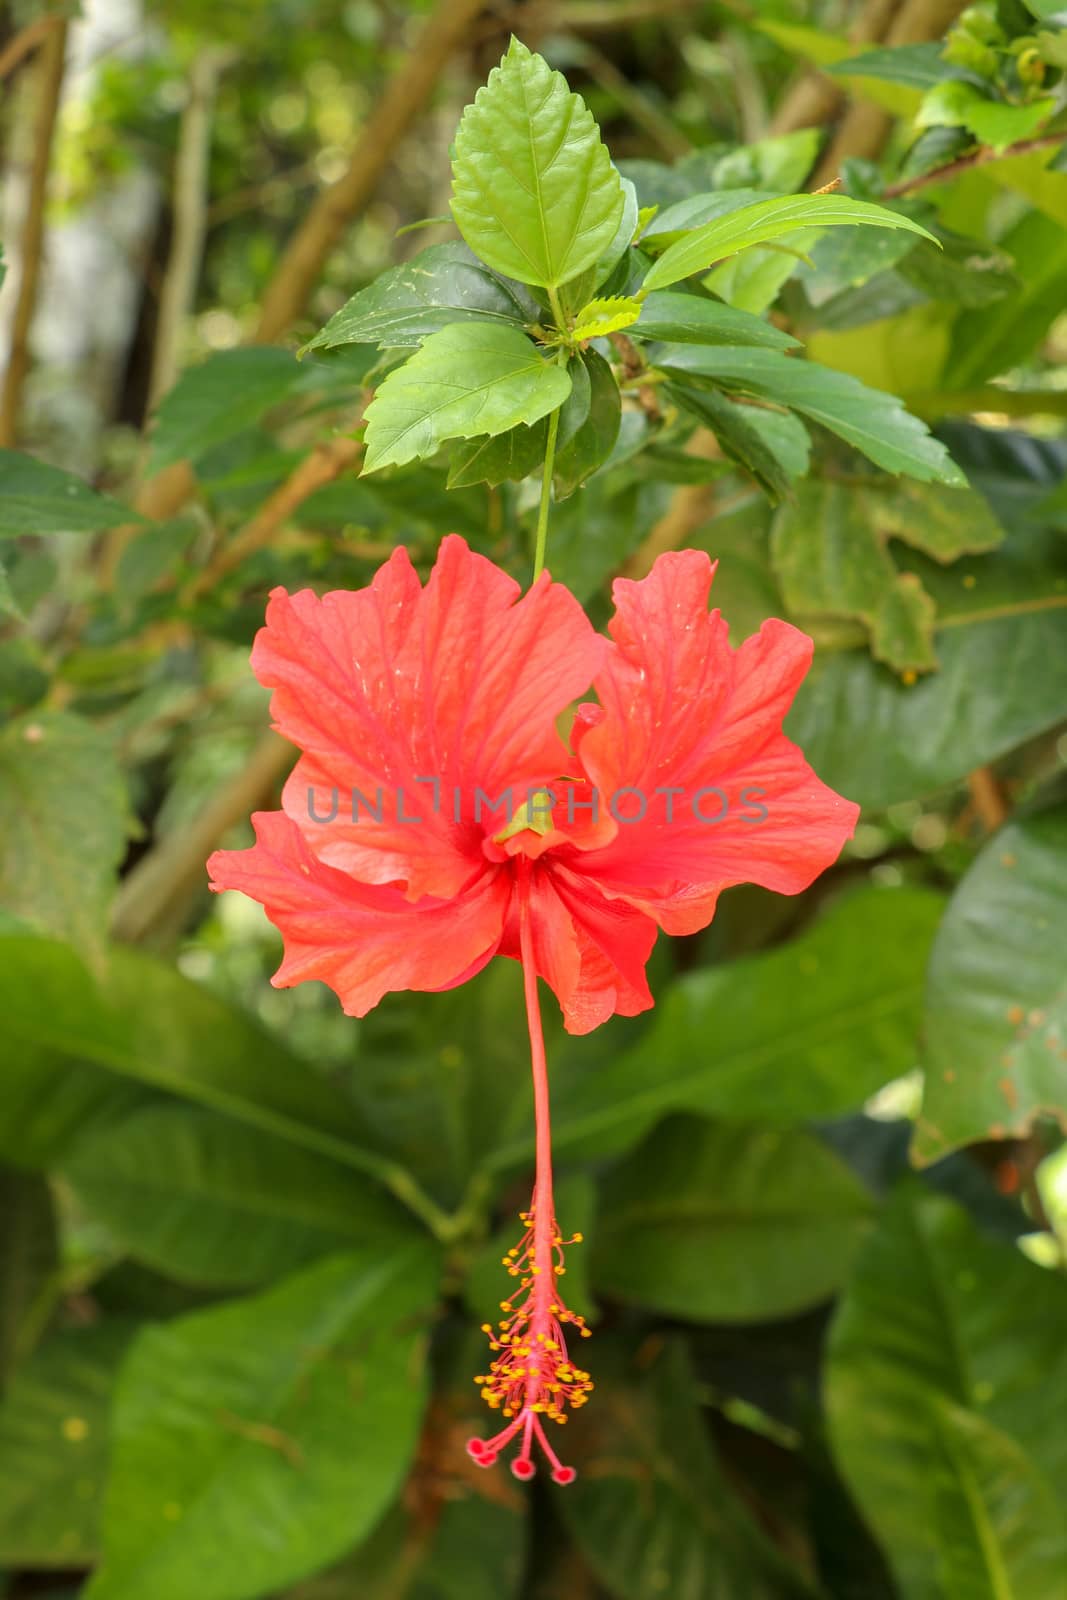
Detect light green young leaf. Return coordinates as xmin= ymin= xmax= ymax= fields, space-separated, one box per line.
xmin=918 ymin=79 xmax=1057 ymax=153
xmin=655 ymin=345 xmax=966 ymax=484
xmin=641 ymin=193 xmax=938 ymax=294
xmin=450 ymin=38 xmax=625 ymax=290
xmin=571 ymin=295 xmax=642 ymax=341
xmin=361 ymin=323 xmax=571 ymax=474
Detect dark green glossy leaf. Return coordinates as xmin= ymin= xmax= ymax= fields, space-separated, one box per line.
xmin=632 ymin=289 xmax=800 ymax=349
xmin=301 ymin=243 xmax=537 ymax=354
xmin=553 ymin=347 xmax=621 ymax=498
xmin=827 ymin=1186 xmax=1067 ymax=1600
xmin=666 ymin=383 xmax=800 ymax=502
xmin=916 ymin=806 xmax=1067 ymax=1164
xmin=450 ymin=39 xmax=624 ymax=290
xmin=653 ymin=346 xmax=965 ymax=483
xmin=594 ymin=1118 xmax=874 ymax=1321
xmin=85 ymin=1246 xmax=439 ymax=1600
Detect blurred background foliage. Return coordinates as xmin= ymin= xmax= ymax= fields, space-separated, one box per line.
xmin=1 ymin=0 xmax=1067 ymax=1597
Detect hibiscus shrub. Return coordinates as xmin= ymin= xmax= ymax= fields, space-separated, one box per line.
xmin=2 ymin=12 xmax=1067 ymax=1600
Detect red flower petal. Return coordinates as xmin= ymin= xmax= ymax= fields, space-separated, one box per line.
xmin=573 ymin=550 xmax=859 ymax=933
xmin=207 ymin=811 xmax=509 ymax=1016
xmin=251 ymin=535 xmax=604 ymax=901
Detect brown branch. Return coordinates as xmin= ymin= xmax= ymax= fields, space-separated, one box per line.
xmin=0 ymin=17 xmax=68 ymax=447
xmin=147 ymin=46 xmax=235 ymax=411
xmin=252 ymin=0 xmax=486 ymax=343
xmin=967 ymin=767 xmax=1009 ymax=833
xmin=0 ymin=14 xmax=53 ymax=79
xmin=884 ymin=131 xmax=1067 ymax=198
xmin=184 ymin=428 xmax=365 ymax=600
xmin=769 ymin=0 xmax=896 ymax=136
xmin=110 ymin=730 xmax=293 ymax=946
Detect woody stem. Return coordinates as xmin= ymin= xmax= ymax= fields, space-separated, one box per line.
xmin=517 ymin=864 xmax=556 ymax=1319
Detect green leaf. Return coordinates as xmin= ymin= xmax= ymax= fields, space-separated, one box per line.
xmin=490 ymin=887 xmax=943 ymax=1171
xmin=61 ymin=1105 xmax=420 ymax=1287
xmin=706 ymin=224 xmax=824 ymax=314
xmin=666 ymin=383 xmax=803 ymax=502
xmin=713 ymin=127 xmax=822 ymax=192
xmin=450 ymin=38 xmax=625 ymax=290
xmin=446 ymin=349 xmax=590 ymax=490
xmin=654 ymin=345 xmax=966 ymax=483
xmin=0 ymin=450 xmax=137 ymax=538
xmin=0 ymin=1166 xmax=57 ymax=1386
xmin=361 ymin=323 xmax=571 ymax=474
xmin=916 ymin=806 xmax=1067 ymax=1164
xmin=829 ymin=42 xmax=963 ymax=90
xmin=552 ymin=347 xmax=621 ymax=498
xmin=771 ymin=478 xmax=1003 ymax=674
xmin=0 ymin=1322 xmax=136 ymax=1567
xmin=85 ymin=1247 xmax=439 ymax=1600
xmin=827 ymin=1187 xmax=1067 ymax=1600
xmin=632 ymin=288 xmax=800 ymax=350
xmin=801 ymin=221 xmax=923 ymax=306
xmin=641 ymin=193 xmax=938 ymax=294
xmin=594 ymin=1118 xmax=874 ymax=1321
xmin=0 ymin=712 xmax=128 ymax=960
xmin=560 ymin=1337 xmax=815 ymax=1599
xmin=0 ymin=935 xmax=398 ymax=1194
xmin=300 ymin=243 xmax=537 ymax=354
xmin=918 ymin=79 xmax=1057 ymax=153
xmin=570 ymin=294 xmax=641 ymax=340
xmin=945 ymin=210 xmax=1067 ymax=387
xmin=148 ymin=348 xmax=306 ymax=472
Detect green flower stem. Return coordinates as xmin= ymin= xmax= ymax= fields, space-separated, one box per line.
xmin=532 ymin=401 xmax=562 ymax=584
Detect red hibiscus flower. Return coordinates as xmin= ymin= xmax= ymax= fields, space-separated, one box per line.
xmin=208 ymin=532 xmax=858 ymax=1482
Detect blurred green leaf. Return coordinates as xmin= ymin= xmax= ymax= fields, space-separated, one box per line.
xmin=0 ymin=1322 xmax=136 ymax=1567
xmin=361 ymin=324 xmax=571 ymax=474
xmin=450 ymin=39 xmax=624 ymax=291
xmin=148 ymin=349 xmax=304 ymax=472
xmin=916 ymin=805 xmax=1067 ymax=1164
xmin=0 ymin=713 xmax=128 ymax=960
xmin=86 ymin=1246 xmax=439 ymax=1600
xmin=945 ymin=211 xmax=1067 ymax=387
xmin=594 ymin=1118 xmax=874 ymax=1321
xmin=917 ymin=80 xmax=1056 ymax=153
xmin=560 ymin=1337 xmax=816 ymax=1598
xmin=827 ymin=1186 xmax=1067 ymax=1600
xmin=491 ymin=888 xmax=942 ymax=1171
xmin=61 ymin=1105 xmax=421 ymax=1287
xmin=828 ymin=42 xmax=961 ymax=90
xmin=0 ymin=450 xmax=137 ymax=537
xmin=771 ymin=478 xmax=1003 ymax=674
xmin=0 ymin=1166 xmax=57 ymax=1386
xmin=302 ymin=243 xmax=537 ymax=353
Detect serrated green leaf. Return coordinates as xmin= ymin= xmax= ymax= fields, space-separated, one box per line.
xmin=361 ymin=323 xmax=571 ymax=473
xmin=594 ymin=1118 xmax=874 ymax=1321
xmin=827 ymin=1187 xmax=1067 ymax=1600
xmin=0 ymin=450 xmax=138 ymax=538
xmin=447 ymin=345 xmax=591 ymax=489
xmin=85 ymin=1247 xmax=439 ymax=1600
xmin=916 ymin=806 xmax=1067 ymax=1164
xmin=571 ymin=294 xmax=641 ymax=341
xmin=666 ymin=383 xmax=802 ymax=502
xmin=300 ymin=243 xmax=537 ymax=354
xmin=450 ymin=38 xmax=625 ymax=290
xmin=771 ymin=478 xmax=1003 ymax=672
xmin=655 ymin=345 xmax=966 ymax=483
xmin=0 ymin=1322 xmax=136 ymax=1566
xmin=642 ymin=193 xmax=938 ymax=293
xmin=632 ymin=289 xmax=800 ymax=349
xmin=0 ymin=712 xmax=128 ymax=960
xmin=61 ymin=1105 xmax=420 ymax=1287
